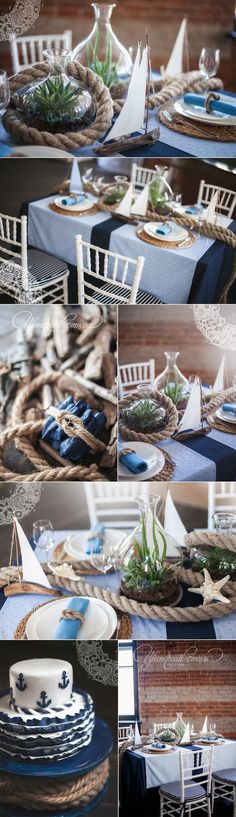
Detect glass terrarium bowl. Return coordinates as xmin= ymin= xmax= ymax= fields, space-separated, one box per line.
xmin=72 ymin=3 xmax=132 ymax=96
xmin=103 ymin=181 xmax=129 ymax=205
xmin=192 ymin=546 xmax=236 ymax=580
xmin=14 ymin=49 xmax=96 ymax=134
xmin=149 ymin=168 xmax=173 ymax=212
xmin=120 ymin=397 xmax=169 ymax=434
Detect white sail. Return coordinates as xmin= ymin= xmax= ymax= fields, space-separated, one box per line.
xmin=164 ymin=489 xmax=187 ymax=548
xmin=134 ymin=721 xmax=142 ymax=746
xmin=213 ymin=355 xmax=225 ymax=392
xmin=180 ymin=722 xmax=190 ymax=744
xmin=178 ymin=377 xmax=201 ymax=432
xmin=104 ymin=45 xmax=148 ymax=142
xmin=14 ymin=517 xmax=52 ymax=589
xmin=202 ymin=191 xmax=218 ymax=224
xmin=165 ymin=18 xmax=187 ymax=76
xmin=201 ymin=716 xmax=208 ymax=734
xmin=131 ymin=182 xmax=150 ymax=216
xmin=115 ymin=183 xmax=133 ymax=217
xmin=69 ymin=159 xmax=83 ymax=193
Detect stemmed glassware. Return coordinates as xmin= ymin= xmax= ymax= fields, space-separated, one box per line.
xmin=0 ymin=71 xmax=10 ymax=119
xmin=171 ymin=192 xmax=182 ymax=213
xmin=33 ymin=519 xmax=55 ymax=563
xmin=199 ymin=48 xmax=220 ymax=83
xmin=90 ymin=531 xmax=119 ymax=574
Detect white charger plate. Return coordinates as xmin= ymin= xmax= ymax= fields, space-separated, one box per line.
xmin=119 ymin=442 xmax=165 ymax=481
xmin=26 ymin=596 xmax=117 ymax=640
xmin=64 ymin=529 xmax=123 ymax=561
xmin=144 ymin=221 xmax=188 ymax=243
xmin=216 ymin=407 xmax=236 ymax=424
xmin=54 ymin=195 xmax=94 ymax=212
xmin=174 ymin=97 xmax=236 ymax=126
xmin=11 ymin=146 xmax=72 ymax=158
xmin=144 ymin=744 xmax=173 ymax=753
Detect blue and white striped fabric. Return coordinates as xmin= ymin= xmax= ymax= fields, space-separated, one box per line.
xmin=0 ymin=531 xmax=235 ymax=642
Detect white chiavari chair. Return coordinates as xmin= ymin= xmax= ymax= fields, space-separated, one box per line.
xmin=197 ymin=180 xmax=236 ymax=218
xmin=208 ymin=482 xmax=236 ymax=527
xmin=0 ymin=211 xmax=69 ymax=303
xmin=131 ymin=162 xmax=159 ymax=193
xmin=84 ymin=484 xmax=149 ymax=530
xmin=159 ymin=746 xmax=213 ymax=817
xmin=118 ymin=359 xmax=155 ymax=398
xmin=212 ymin=769 xmax=236 ymax=816
xmin=10 ymin=30 xmax=72 ymax=74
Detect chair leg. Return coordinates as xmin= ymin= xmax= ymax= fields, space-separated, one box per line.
xmin=159 ymin=793 xmax=164 ymax=817
xmin=211 ymin=780 xmax=215 ymax=813
xmin=233 ymin=785 xmax=236 ymax=817
xmin=207 ymin=794 xmax=211 ymax=817
xmin=63 ymin=274 xmax=69 ymax=304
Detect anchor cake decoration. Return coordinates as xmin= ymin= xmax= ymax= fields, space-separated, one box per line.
xmin=36 ymin=691 xmax=52 ymax=709
xmin=58 ymin=671 xmax=70 ymax=689
xmin=16 ymin=673 xmax=27 ymax=691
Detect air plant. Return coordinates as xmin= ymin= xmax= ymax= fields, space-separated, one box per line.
xmin=123 ymin=509 xmax=176 ymax=593
xmin=121 ymin=398 xmax=168 ymax=433
xmin=163 ymin=378 xmax=183 ymax=405
xmin=28 ymin=78 xmax=79 ymax=124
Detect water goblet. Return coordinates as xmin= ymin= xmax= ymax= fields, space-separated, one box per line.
xmin=33 ymin=519 xmax=55 ymax=563
xmin=90 ymin=532 xmax=118 ymax=574
xmin=199 ymin=48 xmax=220 ymax=83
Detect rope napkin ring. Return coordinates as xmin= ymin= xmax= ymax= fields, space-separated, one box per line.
xmin=45 ymin=406 xmax=106 ymax=452
xmin=119 ymin=447 xmax=135 ymax=457
xmin=205 ymin=92 xmax=220 ymax=113
xmin=60 ymin=609 xmax=85 ymax=622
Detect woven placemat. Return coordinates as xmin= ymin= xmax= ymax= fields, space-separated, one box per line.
xmin=137 ymin=225 xmax=196 ymax=249
xmin=142 ymin=746 xmax=176 ymax=754
xmin=118 ymin=613 xmax=132 ymax=639
xmin=49 ymin=202 xmax=98 ymax=217
xmin=150 ymin=448 xmax=175 ymax=481
xmin=158 ymin=101 xmax=236 ymax=141
xmin=207 ymin=412 xmax=236 ymax=434
xmin=51 ymin=541 xmax=115 ymax=574
xmin=206 ymin=387 xmax=236 ymax=434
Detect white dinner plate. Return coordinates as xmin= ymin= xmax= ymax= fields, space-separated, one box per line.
xmin=144 ymin=221 xmax=188 ymax=243
xmin=26 ymin=596 xmax=117 ymax=640
xmin=144 ymin=744 xmax=174 ymax=753
xmin=216 ymin=407 xmax=236 ymax=424
xmin=54 ymin=195 xmax=95 ymax=212
xmin=11 ymin=146 xmax=72 ymax=158
xmin=63 ymin=529 xmax=123 ymax=561
xmin=174 ymin=97 xmax=236 ymax=126
xmin=119 ymin=442 xmax=165 ymax=481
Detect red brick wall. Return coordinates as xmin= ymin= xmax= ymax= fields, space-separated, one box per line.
xmin=1 ymin=0 xmax=235 ymax=91
xmin=118 ymin=305 xmax=236 ymax=386
xmin=136 ymin=640 xmax=236 ymax=738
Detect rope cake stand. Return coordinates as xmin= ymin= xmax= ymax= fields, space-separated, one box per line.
xmin=3 ymin=61 xmax=113 ymax=150
xmin=0 ymin=717 xmax=112 ymax=817
xmin=0 ymin=372 xmax=116 ymax=482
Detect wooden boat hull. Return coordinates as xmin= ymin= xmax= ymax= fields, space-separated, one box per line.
xmin=4 ymin=581 xmax=62 ymax=597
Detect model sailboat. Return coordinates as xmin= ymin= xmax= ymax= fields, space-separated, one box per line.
xmin=95 ymin=40 xmax=159 ymax=156
xmin=113 ymin=181 xmax=150 ymax=221
xmin=175 ymin=377 xmax=210 ymax=440
xmin=161 ymin=18 xmax=189 ymax=77
xmin=4 ymin=517 xmax=58 ymax=597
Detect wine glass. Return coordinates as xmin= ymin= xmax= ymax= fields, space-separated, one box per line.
xmin=33 ymin=519 xmax=55 ymax=563
xmin=171 ymin=192 xmax=182 ymax=213
xmin=0 ymin=71 xmax=10 ymax=118
xmin=89 ymin=532 xmax=118 ymax=574
xmin=114 ymin=175 xmax=128 ymax=183
xmin=199 ymin=48 xmax=220 ymax=82
xmin=209 ymin=722 xmax=216 ymax=735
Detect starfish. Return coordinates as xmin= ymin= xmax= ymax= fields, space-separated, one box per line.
xmin=189 ymin=568 xmax=230 ymax=605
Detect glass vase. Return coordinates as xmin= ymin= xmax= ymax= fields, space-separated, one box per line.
xmin=173 ymin=712 xmax=187 ymax=739
xmin=72 ymin=3 xmax=132 ymax=94
xmin=14 ymin=49 xmax=96 ymax=134
xmin=149 ymin=166 xmax=173 ymax=211
xmin=154 ymin=352 xmax=189 ymax=405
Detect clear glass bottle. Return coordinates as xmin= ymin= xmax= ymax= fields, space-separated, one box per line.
xmin=192 ymin=511 xmax=236 ymax=580
xmin=155 ymin=352 xmax=189 ymax=405
xmin=72 ymin=4 xmax=132 ymax=93
xmin=149 ymin=166 xmax=173 ymax=210
xmin=14 ymin=49 xmax=96 ymax=133
xmin=173 ymin=712 xmax=187 ymax=739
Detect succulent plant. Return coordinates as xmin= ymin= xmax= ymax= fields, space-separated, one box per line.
xmin=121 ymin=398 xmax=168 ymax=433
xmin=104 ymin=185 xmax=127 ymax=205
xmin=163 ymin=378 xmax=183 ymax=405
xmin=123 ymin=509 xmax=175 ymax=593
xmin=27 ymin=78 xmax=79 ymax=124
xmin=149 ymin=177 xmax=167 ymax=209
xmin=86 ymin=31 xmax=119 ymax=88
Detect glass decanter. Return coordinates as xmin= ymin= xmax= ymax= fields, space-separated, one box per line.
xmin=149 ymin=166 xmax=173 ymax=211
xmin=155 ymin=352 xmax=189 ymax=405
xmin=72 ymin=4 xmax=132 ymax=93
xmin=173 ymin=713 xmax=187 ymax=739
xmin=14 ymin=49 xmax=96 ymax=133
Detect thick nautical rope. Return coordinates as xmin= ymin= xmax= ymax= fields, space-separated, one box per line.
xmin=44 ymin=572 xmax=236 ymax=622
xmin=0 ymin=758 xmax=109 ymax=808
xmin=60 ymin=608 xmax=85 ymax=622
xmin=0 ymin=372 xmax=108 ymax=482
xmin=185 ymin=530 xmax=236 ymax=554
xmin=113 ymin=72 xmax=223 ymax=113
xmin=3 ymin=61 xmax=113 ymax=149
xmin=46 ymin=406 xmax=106 ymax=451
xmin=119 ymin=388 xmax=178 ymax=442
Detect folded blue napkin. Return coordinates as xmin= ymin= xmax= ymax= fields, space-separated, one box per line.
xmin=53 ymin=597 xmax=89 ymax=640
xmin=152 ymin=742 xmax=165 ymax=749
xmin=86 ymin=524 xmax=105 ymax=555
xmin=222 ymin=403 xmax=236 ymax=415
xmin=120 ymin=449 xmax=148 ymax=474
xmin=61 ymin=194 xmax=85 ymax=206
xmin=156 ymin=222 xmax=174 ymax=236
xmin=184 ymin=93 xmax=236 ymax=116
xmin=184 ymin=205 xmax=201 ymax=215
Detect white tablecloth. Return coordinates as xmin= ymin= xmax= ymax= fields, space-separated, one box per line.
xmin=28 ymin=195 xmax=231 ymax=303
xmin=133 ymin=740 xmax=236 ymax=789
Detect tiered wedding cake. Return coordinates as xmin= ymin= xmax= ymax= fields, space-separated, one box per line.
xmin=0 ymin=658 xmax=94 ymax=761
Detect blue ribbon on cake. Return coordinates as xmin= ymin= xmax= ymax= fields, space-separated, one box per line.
xmin=184 ymin=93 xmax=236 ymax=116
xmin=53 ymin=598 xmax=89 ymax=640
xmin=86 ymin=524 xmax=105 ymax=554
xmin=41 ymin=396 xmax=106 ymax=462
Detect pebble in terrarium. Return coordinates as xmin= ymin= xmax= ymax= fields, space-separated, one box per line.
xmin=14 ymin=50 xmax=96 ymax=134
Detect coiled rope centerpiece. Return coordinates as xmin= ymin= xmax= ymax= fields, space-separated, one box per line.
xmin=0 ymin=372 xmax=109 ymax=482
xmin=0 ymin=759 xmax=109 ymax=811
xmin=3 ymin=61 xmax=113 ymax=149
xmin=119 ymin=388 xmax=178 ymax=443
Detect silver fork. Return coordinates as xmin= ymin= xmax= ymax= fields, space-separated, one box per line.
xmin=162 ymin=109 xmax=214 ymax=139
